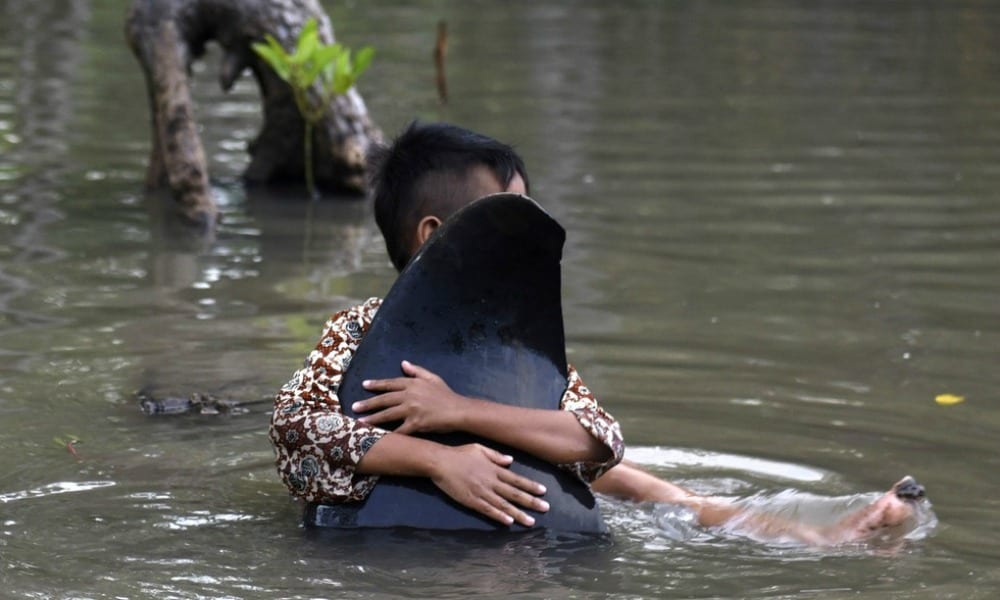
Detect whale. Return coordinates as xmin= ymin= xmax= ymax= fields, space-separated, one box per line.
xmin=304 ymin=192 xmax=606 ymax=533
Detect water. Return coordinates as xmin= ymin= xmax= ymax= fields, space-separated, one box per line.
xmin=2 ymin=0 xmax=999 ymax=597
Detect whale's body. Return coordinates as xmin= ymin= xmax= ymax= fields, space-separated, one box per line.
xmin=305 ymin=193 xmax=605 ymax=533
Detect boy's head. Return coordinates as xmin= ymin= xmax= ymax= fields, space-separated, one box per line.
xmin=370 ymin=121 xmax=530 ymax=271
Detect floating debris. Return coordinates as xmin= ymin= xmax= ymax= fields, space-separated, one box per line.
xmin=136 ymin=389 xmax=247 ymax=416
xmin=934 ymin=393 xmax=965 ymax=406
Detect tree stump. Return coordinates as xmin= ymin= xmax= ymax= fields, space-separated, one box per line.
xmin=126 ymin=0 xmax=381 ymax=226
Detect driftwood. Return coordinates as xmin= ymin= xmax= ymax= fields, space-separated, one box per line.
xmin=126 ymin=0 xmax=381 ymax=226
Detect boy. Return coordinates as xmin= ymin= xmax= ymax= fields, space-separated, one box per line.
xmin=271 ymin=122 xmax=927 ymax=543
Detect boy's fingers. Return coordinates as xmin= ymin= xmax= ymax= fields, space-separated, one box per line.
xmin=488 ymin=493 xmax=535 ymax=527
xmin=481 ymin=446 xmax=514 ymax=466
xmin=475 ymin=498 xmax=515 ymax=526
xmin=471 ymin=490 xmax=534 ymax=528
xmin=499 ymin=469 xmax=547 ymax=497
xmin=393 ymin=421 xmax=416 ymax=435
xmin=498 ymin=482 xmax=550 ymax=513
xmin=401 ymin=360 xmax=442 ymax=383
xmin=351 ymin=392 xmax=403 ymax=414
xmin=362 ymin=378 xmax=409 ymax=392
xmin=358 ymin=405 xmax=405 ymax=425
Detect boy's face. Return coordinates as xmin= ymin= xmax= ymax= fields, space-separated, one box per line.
xmin=407 ymin=166 xmax=527 ymax=257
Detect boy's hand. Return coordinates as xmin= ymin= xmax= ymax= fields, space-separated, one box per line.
xmin=430 ymin=443 xmax=549 ymax=527
xmin=355 ymin=360 xmax=473 ymax=434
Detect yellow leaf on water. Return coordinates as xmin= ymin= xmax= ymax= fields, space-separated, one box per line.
xmin=935 ymin=393 xmax=965 ymax=406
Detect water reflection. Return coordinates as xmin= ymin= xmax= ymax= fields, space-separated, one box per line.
xmin=302 ymin=528 xmax=620 ymax=598
xmin=131 ymin=183 xmax=377 ymax=402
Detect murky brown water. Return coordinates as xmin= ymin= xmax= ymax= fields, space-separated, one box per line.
xmin=2 ymin=1 xmax=999 ymax=598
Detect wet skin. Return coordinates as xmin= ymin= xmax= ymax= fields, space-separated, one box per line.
xmin=596 ymin=466 xmax=931 ymax=547
xmin=721 ymin=476 xmax=930 ymax=546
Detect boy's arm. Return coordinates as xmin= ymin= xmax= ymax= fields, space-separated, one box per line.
xmin=272 ymin=299 xmax=547 ymax=525
xmin=270 ymin=299 xmax=388 ymax=503
xmin=355 ymin=361 xmax=623 ymax=471
xmin=356 ymin=431 xmax=549 ymax=527
xmin=557 ymin=365 xmax=625 ymax=481
xmin=590 ymin=460 xmax=697 ymax=504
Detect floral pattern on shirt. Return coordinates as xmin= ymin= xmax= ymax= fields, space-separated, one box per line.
xmin=270 ymin=297 xmax=624 ymax=504
xmin=559 ymin=367 xmax=625 ymax=482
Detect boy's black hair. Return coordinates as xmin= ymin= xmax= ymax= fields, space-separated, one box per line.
xmin=370 ymin=121 xmax=530 ymax=271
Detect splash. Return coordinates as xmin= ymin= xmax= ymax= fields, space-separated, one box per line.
xmin=718 ymin=488 xmax=938 ymax=548
xmin=615 ymin=447 xmax=938 ymax=550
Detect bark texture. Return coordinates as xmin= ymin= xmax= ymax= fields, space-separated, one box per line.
xmin=126 ymin=0 xmax=381 ymax=225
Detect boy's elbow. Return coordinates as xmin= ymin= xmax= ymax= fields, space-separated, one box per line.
xmin=576 ymin=435 xmax=614 ymax=465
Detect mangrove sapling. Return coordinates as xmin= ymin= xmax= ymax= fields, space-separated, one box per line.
xmin=252 ymin=18 xmax=374 ymax=197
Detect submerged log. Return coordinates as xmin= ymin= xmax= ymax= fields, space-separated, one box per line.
xmin=126 ymin=0 xmax=381 ymax=226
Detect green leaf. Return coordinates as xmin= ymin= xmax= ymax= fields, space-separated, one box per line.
xmin=302 ymin=61 xmax=323 ymax=87
xmin=293 ymin=31 xmax=318 ymax=66
xmin=331 ymin=50 xmax=353 ymax=94
xmin=53 ymin=433 xmax=81 ymax=446
xmin=291 ymin=18 xmax=319 ymax=65
xmin=354 ymin=46 xmax=375 ymax=78
xmin=252 ymin=42 xmax=291 ymax=81
xmin=252 ymin=36 xmax=294 ymax=80
xmin=321 ymin=62 xmax=335 ymax=93
xmin=298 ymin=18 xmax=319 ymax=53
xmin=313 ymin=44 xmax=344 ymax=71
xmin=264 ymin=35 xmax=291 ymax=63
xmin=303 ymin=45 xmax=339 ymax=86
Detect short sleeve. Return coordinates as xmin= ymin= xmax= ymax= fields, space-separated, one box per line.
xmin=558 ymin=364 xmax=625 ymax=482
xmin=269 ymin=297 xmax=389 ymax=503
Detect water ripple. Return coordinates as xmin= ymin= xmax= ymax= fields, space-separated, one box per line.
xmin=0 ymin=480 xmax=115 ymax=504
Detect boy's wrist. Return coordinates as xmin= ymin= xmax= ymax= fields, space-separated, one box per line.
xmin=358 ymin=431 xmax=449 ymax=478
xmin=448 ymin=394 xmax=470 ymax=431
xmin=451 ymin=395 xmax=489 ymax=433
xmin=421 ymin=441 xmax=454 ymax=480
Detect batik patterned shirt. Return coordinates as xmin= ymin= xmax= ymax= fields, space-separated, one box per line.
xmin=270 ymin=297 xmax=624 ymax=504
